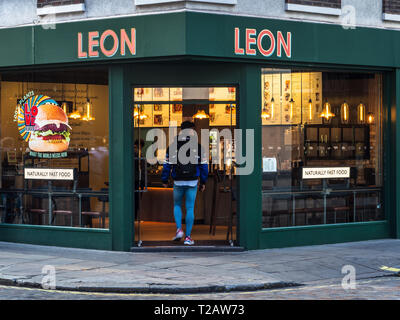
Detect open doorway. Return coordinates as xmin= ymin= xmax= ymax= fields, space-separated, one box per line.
xmin=133 ymin=86 xmax=238 ymax=247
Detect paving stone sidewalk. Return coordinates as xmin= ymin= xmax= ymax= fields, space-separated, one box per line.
xmin=0 ymin=239 xmax=399 ymax=293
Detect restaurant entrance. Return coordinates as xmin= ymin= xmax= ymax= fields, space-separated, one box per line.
xmin=133 ymin=86 xmax=238 ymax=247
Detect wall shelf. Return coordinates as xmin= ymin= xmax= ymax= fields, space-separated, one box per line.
xmin=304 ymin=124 xmax=370 ymax=161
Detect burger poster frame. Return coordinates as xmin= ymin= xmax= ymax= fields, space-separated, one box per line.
xmin=17 ymin=92 xmax=72 ymax=159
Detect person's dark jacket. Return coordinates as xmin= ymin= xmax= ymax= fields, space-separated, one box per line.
xmin=161 ymin=137 xmax=208 ymax=185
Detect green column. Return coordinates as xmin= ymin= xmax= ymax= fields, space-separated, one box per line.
xmin=395 ymin=69 xmax=400 ymax=239
xmin=109 ymin=65 xmax=134 ymax=251
xmin=238 ymin=64 xmax=262 ymax=250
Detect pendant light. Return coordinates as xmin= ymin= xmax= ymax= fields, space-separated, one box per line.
xmin=193 ymin=109 xmax=209 ymax=120
xmin=367 ymin=112 xmax=374 ymax=124
xmin=69 ymin=83 xmax=82 ymax=120
xmin=60 ymin=82 xmax=70 ymax=115
xmin=261 ymin=75 xmax=271 ymax=120
xmin=289 ymin=98 xmax=295 ymax=121
xmin=270 ymin=73 xmax=275 ymax=120
xmin=134 ymin=105 xmax=148 ymax=120
xmin=319 ymin=99 xmax=335 ymax=121
xmin=289 ymin=72 xmax=294 ymax=121
xmin=307 ymin=73 xmax=313 ymax=122
xmin=357 ymin=102 xmax=366 ymax=124
xmin=82 ymin=84 xmax=95 ymax=121
xmin=341 ymin=101 xmax=350 ymax=124
xmin=261 ymin=102 xmax=271 ymax=119
xmin=341 ymin=80 xmax=350 ymax=124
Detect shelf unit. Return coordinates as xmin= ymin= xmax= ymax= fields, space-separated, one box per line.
xmin=304 ymin=124 xmax=370 ymax=161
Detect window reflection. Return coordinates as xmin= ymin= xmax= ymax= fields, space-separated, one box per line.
xmin=261 ymin=69 xmax=384 ymax=228
xmin=0 ymin=68 xmax=109 ymax=229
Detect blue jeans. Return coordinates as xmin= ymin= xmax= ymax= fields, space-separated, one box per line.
xmin=173 ymin=185 xmax=198 ymax=237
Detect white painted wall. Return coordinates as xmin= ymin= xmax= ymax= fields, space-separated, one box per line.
xmin=0 ymin=0 xmax=399 ymax=31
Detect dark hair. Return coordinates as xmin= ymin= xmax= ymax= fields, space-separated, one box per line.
xmin=181 ymin=121 xmax=195 ymax=130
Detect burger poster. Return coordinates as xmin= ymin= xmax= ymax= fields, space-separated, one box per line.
xmin=17 ymin=93 xmax=71 ymax=158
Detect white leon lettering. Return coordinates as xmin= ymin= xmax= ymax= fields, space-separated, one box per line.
xmin=234 ymin=27 xmax=292 ymax=58
xmin=78 ymin=28 xmax=136 ymax=59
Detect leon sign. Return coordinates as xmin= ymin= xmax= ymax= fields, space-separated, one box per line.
xmin=78 ymin=28 xmax=136 ymax=59
xmin=234 ymin=27 xmax=292 ymax=58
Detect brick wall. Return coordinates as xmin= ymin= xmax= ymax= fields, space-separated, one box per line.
xmin=37 ymin=0 xmax=85 ymax=8
xmin=383 ymin=0 xmax=400 ymax=14
xmin=285 ymin=0 xmax=341 ymax=9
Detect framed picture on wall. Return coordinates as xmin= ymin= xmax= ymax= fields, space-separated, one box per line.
xmin=154 ymin=115 xmax=163 ymax=125
xmin=153 ymin=104 xmax=162 ymax=112
xmin=172 ymin=104 xmax=182 ymax=113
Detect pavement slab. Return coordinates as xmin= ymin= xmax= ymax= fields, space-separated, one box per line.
xmin=0 ymin=239 xmax=399 ymax=293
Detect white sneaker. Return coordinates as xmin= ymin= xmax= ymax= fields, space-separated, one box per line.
xmin=184 ymin=236 xmax=194 ymax=245
xmin=173 ymin=228 xmax=184 ymax=241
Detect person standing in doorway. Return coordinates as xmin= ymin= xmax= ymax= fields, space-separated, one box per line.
xmin=161 ymin=121 xmax=208 ymax=245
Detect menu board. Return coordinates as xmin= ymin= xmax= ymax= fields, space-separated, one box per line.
xmin=262 ymin=72 xmax=323 ymax=125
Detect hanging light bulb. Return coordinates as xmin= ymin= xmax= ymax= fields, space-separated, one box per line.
xmin=69 ymin=109 xmax=82 ymax=120
xmin=61 ymin=102 xmax=68 ymax=114
xmin=137 ymin=112 xmax=148 ymax=120
xmin=82 ymin=99 xmax=95 ymax=121
xmin=134 ymin=105 xmax=148 ymax=120
xmin=367 ymin=112 xmax=374 ymax=124
xmin=193 ymin=109 xmax=210 ymax=120
xmin=307 ymin=72 xmax=313 ymax=123
xmin=261 ymin=103 xmax=271 ymax=120
xmin=319 ymin=100 xmax=335 ymax=121
xmin=341 ymin=101 xmax=350 ymax=124
xmin=69 ymin=83 xmax=82 ymax=120
xmin=270 ymin=97 xmax=275 ymax=120
xmin=308 ymin=98 xmax=313 ymax=122
xmin=133 ymin=106 xmax=139 ymax=118
xmin=289 ymin=98 xmax=295 ymax=120
xmin=357 ymin=102 xmax=366 ymax=124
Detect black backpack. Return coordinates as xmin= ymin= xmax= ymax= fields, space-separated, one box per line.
xmin=171 ymin=140 xmax=201 ymax=181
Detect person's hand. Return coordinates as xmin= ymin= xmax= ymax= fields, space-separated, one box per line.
xmin=199 ymin=184 xmax=206 ymax=192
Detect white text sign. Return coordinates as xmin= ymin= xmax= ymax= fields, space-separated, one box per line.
xmin=302 ymin=167 xmax=350 ymax=180
xmin=24 ymin=168 xmax=74 ymax=181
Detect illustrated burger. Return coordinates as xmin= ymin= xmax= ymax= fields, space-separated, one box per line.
xmin=29 ymin=104 xmax=71 ymax=153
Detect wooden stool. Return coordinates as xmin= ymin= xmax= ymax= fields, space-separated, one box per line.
xmin=30 ymin=209 xmax=47 ymax=225
xmin=81 ymin=211 xmax=102 ymax=228
xmin=53 ymin=210 xmax=73 ymax=226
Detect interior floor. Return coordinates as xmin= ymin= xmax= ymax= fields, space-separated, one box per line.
xmin=134 ymin=221 xmax=236 ymax=245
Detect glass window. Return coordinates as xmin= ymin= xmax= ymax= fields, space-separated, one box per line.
xmin=0 ymin=68 xmax=109 ymax=229
xmin=261 ymin=68 xmax=384 ymax=228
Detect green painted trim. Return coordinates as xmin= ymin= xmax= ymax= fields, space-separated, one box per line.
xmin=382 ymin=71 xmax=396 ymax=238
xmin=2 ymin=12 xmax=400 ymax=68
xmin=0 ymin=224 xmax=112 ymax=250
xmin=395 ymin=69 xmax=400 ymax=239
xmin=237 ymin=64 xmax=261 ymax=250
xmin=109 ymin=65 xmax=134 ymax=251
xmin=259 ymin=221 xmax=390 ymax=249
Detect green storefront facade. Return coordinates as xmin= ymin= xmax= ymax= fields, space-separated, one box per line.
xmin=0 ymin=11 xmax=398 ymax=251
